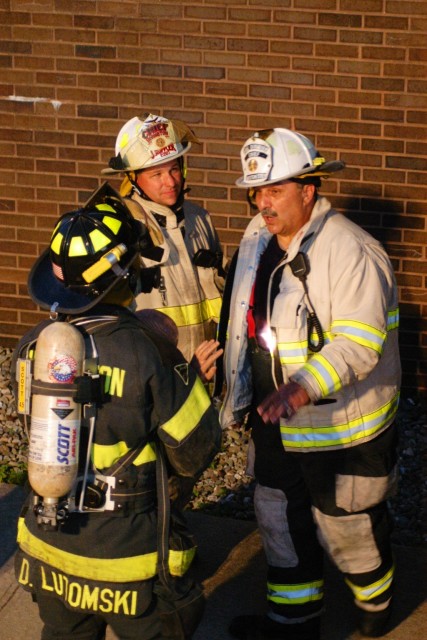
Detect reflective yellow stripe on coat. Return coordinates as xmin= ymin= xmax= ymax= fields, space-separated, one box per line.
xmin=156 ymin=297 xmax=221 ymax=328
xmin=93 ymin=442 xmax=156 ymax=471
xmin=17 ymin=520 xmax=195 ymax=582
xmin=281 ymin=393 xmax=399 ymax=450
xmin=161 ymin=376 xmax=211 ymax=442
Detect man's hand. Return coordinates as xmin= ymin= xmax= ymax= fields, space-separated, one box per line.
xmin=257 ymin=381 xmax=310 ymax=424
xmin=191 ymin=339 xmax=224 ymax=383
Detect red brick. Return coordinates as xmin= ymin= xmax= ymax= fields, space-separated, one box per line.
xmin=0 ymin=9 xmax=30 ymax=24
xmin=319 ymin=13 xmax=362 ymax=27
xmin=339 ymin=31 xmax=383 ymax=45
xmin=76 ymin=45 xmax=116 ymax=59
xmin=184 ymin=36 xmax=225 ymax=51
xmin=98 ymin=60 xmax=139 ymax=75
xmin=185 ymin=67 xmax=225 ymax=80
xmin=275 ymin=10 xmax=315 ymax=25
xmin=162 ymin=20 xmax=202 ymax=35
xmin=273 ymin=103 xmax=314 ymax=117
xmin=340 ymin=0 xmax=383 ymax=10
xmin=185 ymin=6 xmax=227 ymax=20
xmin=99 ymin=33 xmax=140 ymax=47
xmin=272 ymin=71 xmax=315 ymax=86
xmin=74 ymin=15 xmax=115 ymax=29
xmin=361 ymin=108 xmax=405 ymax=122
xmin=229 ymin=7 xmax=272 ymax=22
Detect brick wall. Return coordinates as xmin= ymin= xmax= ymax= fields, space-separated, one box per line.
xmin=1 ymin=0 xmax=426 ymax=399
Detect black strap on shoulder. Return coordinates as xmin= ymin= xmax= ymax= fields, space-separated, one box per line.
xmin=213 ymin=248 xmax=239 ymax=397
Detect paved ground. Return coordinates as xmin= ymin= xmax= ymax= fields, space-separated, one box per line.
xmin=1 ymin=483 xmax=426 ymax=639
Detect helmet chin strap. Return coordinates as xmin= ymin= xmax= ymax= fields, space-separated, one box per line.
xmin=127 ymin=173 xmax=145 ymax=199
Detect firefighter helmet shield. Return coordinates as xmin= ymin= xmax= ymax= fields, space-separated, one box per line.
xmin=236 ymin=128 xmax=345 ymax=187
xmin=28 ymin=183 xmax=146 ymax=314
xmin=101 ymin=114 xmax=200 ymax=175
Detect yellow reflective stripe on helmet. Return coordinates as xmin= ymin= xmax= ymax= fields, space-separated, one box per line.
xmin=387 ymin=307 xmax=399 ymax=331
xmin=331 ymin=319 xmax=386 ymax=353
xmin=95 ymin=204 xmax=116 ymax=213
xmin=161 ymin=377 xmax=210 ymax=443
xmin=345 ymin=565 xmax=394 ymax=602
xmin=51 ymin=231 xmax=63 ymax=255
xmin=281 ymin=392 xmax=399 ymax=449
xmin=156 ymin=296 xmax=222 ymax=328
xmin=101 ymin=215 xmax=122 ymax=235
xmin=92 ymin=441 xmax=156 ymax=470
xmin=267 ymin=579 xmax=324 ymax=605
xmin=68 ymin=235 xmax=88 ymax=257
xmin=119 ymin=131 xmax=131 ymax=149
xmin=17 ymin=520 xmax=194 ymax=581
xmin=89 ymin=228 xmax=112 ymax=252
xmin=303 ymin=354 xmax=342 ymax=397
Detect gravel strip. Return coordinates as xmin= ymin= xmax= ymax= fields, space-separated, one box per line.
xmin=1 ymin=346 xmax=425 ymax=545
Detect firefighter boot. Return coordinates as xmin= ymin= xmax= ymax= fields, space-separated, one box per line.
xmin=228 ymin=614 xmax=321 ymax=640
xmin=358 ymin=605 xmax=392 ymax=637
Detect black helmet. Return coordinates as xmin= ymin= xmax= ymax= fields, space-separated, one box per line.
xmin=28 ymin=183 xmax=147 ymax=314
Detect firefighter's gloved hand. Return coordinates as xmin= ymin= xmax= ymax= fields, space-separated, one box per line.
xmin=257 ymin=381 xmax=310 ymax=425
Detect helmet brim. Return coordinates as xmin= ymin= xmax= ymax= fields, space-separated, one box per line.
xmin=100 ymin=141 xmax=191 ymax=176
xmin=28 ymin=248 xmax=135 ymax=315
xmin=235 ymin=159 xmax=345 ymax=188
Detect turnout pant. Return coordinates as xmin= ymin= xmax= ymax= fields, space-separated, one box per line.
xmin=250 ymin=345 xmax=324 ymax=623
xmin=249 ymin=344 xmax=397 ymax=622
xmin=295 ymin=426 xmax=397 ymax=614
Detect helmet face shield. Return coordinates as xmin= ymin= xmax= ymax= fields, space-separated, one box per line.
xmin=28 ymin=183 xmax=147 ymax=314
xmin=236 ymin=128 xmax=345 ymax=188
xmin=102 ymin=114 xmax=199 ymax=175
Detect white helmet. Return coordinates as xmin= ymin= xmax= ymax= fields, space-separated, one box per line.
xmin=236 ymin=128 xmax=344 ymax=187
xmin=102 ymin=114 xmax=199 ymax=175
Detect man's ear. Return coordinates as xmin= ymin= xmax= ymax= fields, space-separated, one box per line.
xmin=302 ymin=183 xmax=316 ymax=204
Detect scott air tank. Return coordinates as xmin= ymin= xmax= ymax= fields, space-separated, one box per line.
xmin=28 ymin=321 xmax=85 ymax=523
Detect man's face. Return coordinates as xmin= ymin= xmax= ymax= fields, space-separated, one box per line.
xmin=135 ymin=159 xmax=183 ymax=207
xmin=252 ymin=180 xmax=315 ymax=249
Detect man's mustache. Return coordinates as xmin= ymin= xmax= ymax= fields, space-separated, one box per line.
xmin=261 ymin=208 xmax=278 ymax=218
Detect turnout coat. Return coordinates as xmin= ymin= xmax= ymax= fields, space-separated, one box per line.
xmin=221 ymin=197 xmax=401 ymax=452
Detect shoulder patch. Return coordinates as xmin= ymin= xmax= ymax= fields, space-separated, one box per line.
xmin=174 ymin=363 xmax=189 ymax=386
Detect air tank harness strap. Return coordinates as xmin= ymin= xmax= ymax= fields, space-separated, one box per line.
xmin=31 ymin=379 xmax=77 ymax=396
xmin=31 ymin=376 xmax=107 ymax=405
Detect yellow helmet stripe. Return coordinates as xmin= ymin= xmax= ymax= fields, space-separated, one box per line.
xmin=50 ymin=232 xmax=63 ymax=255
xmin=68 ymin=235 xmax=88 ymax=257
xmin=89 ymin=228 xmax=112 ymax=252
xmin=102 ymin=215 xmax=122 ymax=235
